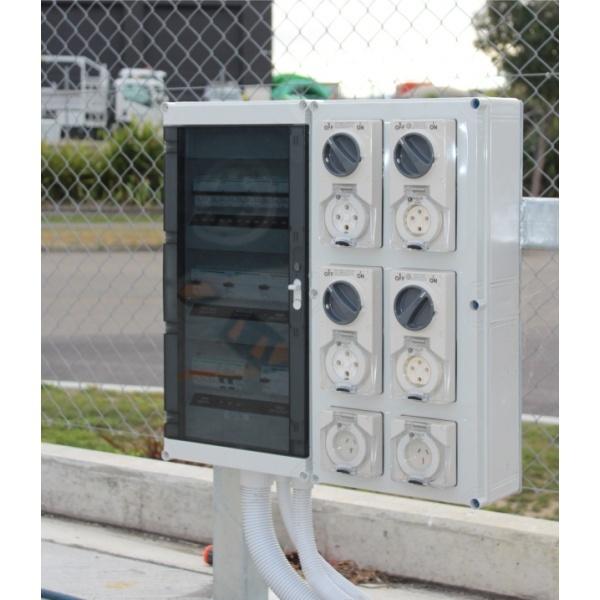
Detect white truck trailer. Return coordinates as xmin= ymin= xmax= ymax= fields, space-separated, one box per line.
xmin=41 ymin=55 xmax=166 ymax=139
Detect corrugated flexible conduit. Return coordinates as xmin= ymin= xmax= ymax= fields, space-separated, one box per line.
xmin=276 ymin=477 xmax=370 ymax=600
xmin=291 ymin=480 xmax=372 ymax=600
xmin=240 ymin=471 xmax=319 ymax=600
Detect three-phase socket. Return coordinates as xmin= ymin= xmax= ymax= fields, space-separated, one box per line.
xmin=390 ymin=416 xmax=457 ymax=488
xmin=320 ymin=408 xmax=383 ymax=478
xmin=318 ymin=266 xmax=382 ymax=395
xmin=388 ymin=269 xmax=455 ymax=404
xmin=386 ymin=119 xmax=456 ymax=252
xmin=318 ymin=120 xmax=382 ymax=248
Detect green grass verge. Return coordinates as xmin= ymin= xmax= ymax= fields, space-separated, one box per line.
xmin=487 ymin=422 xmax=559 ymax=520
xmin=42 ymin=384 xmax=163 ymax=457
xmin=41 ymin=212 xmax=164 ymax=250
xmin=41 ymin=385 xmax=558 ymax=519
xmin=42 ymin=212 xmax=163 ymax=225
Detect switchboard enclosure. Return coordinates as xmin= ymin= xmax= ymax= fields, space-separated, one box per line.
xmin=163 ymin=98 xmax=522 ymax=507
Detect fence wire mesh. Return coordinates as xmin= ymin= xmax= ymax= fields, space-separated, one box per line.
xmin=41 ymin=0 xmax=558 ymax=514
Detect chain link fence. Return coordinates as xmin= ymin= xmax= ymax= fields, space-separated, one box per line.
xmin=41 ymin=0 xmax=558 ymax=515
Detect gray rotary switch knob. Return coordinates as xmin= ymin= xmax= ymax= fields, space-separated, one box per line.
xmin=323 ymin=281 xmax=362 ymax=325
xmin=394 ymin=132 xmax=435 ymax=178
xmin=394 ymin=285 xmax=435 ymax=331
xmin=323 ymin=133 xmax=361 ymax=176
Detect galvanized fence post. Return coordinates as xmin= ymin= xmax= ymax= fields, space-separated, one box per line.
xmin=212 ymin=467 xmax=269 ymax=600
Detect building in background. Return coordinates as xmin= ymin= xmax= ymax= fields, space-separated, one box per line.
xmin=41 ymin=0 xmax=273 ymax=101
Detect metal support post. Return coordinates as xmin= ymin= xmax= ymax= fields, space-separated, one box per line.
xmin=212 ymin=467 xmax=269 ymax=600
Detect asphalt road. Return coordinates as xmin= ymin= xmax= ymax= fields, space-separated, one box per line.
xmin=42 ymin=250 xmax=558 ymax=416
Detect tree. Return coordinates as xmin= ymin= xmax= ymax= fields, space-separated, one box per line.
xmin=474 ymin=1 xmax=558 ymax=196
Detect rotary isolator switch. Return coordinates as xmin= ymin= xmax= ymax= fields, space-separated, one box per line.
xmin=323 ymin=133 xmax=361 ymax=176
xmin=394 ymin=285 xmax=435 ymax=331
xmin=323 ymin=281 xmax=362 ymax=325
xmin=394 ymin=132 xmax=435 ymax=178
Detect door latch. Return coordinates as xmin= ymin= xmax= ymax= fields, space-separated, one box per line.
xmin=288 ymin=279 xmax=302 ymax=310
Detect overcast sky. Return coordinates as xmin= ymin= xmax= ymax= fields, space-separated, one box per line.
xmin=272 ymin=0 xmax=504 ymax=97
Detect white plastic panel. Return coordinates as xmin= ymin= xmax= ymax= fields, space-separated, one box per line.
xmin=316 ymin=120 xmax=382 ymax=248
xmin=386 ymin=119 xmax=456 ymax=252
xmin=388 ymin=268 xmax=455 ymax=404
xmin=309 ymin=98 xmax=522 ymax=507
xmin=317 ymin=265 xmax=383 ymax=395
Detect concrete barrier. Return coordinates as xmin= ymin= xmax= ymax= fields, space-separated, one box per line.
xmin=42 ymin=443 xmax=558 ymax=600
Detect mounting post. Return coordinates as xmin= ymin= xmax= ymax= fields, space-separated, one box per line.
xmin=212 ymin=467 xmax=269 ymax=600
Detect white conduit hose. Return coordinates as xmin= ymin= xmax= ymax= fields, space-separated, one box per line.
xmin=240 ymin=471 xmax=319 ymax=600
xmin=276 ymin=477 xmax=370 ymax=600
xmin=290 ymin=480 xmax=372 ymax=600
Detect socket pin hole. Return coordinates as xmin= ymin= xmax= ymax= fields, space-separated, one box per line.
xmin=471 ymin=98 xmax=480 ymax=109
xmin=470 ymin=300 xmax=480 ymax=310
xmin=470 ymin=498 xmax=481 ymax=509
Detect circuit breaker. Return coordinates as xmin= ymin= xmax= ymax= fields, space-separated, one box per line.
xmin=162 ymin=98 xmax=522 ymax=507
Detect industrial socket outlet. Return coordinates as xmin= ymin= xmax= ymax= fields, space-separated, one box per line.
xmin=324 ymin=334 xmax=369 ymax=392
xmin=318 ymin=265 xmax=382 ymax=395
xmin=386 ymin=119 xmax=456 ymax=252
xmin=396 ymin=345 xmax=442 ymax=398
xmin=320 ymin=408 xmax=383 ymax=478
xmin=388 ymin=269 xmax=455 ymax=404
xmin=390 ymin=416 xmax=457 ymax=487
xmin=318 ymin=120 xmax=382 ymax=248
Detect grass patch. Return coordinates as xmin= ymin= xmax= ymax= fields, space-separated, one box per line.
xmin=487 ymin=422 xmax=559 ymax=520
xmin=41 ymin=223 xmax=164 ymax=251
xmin=41 ymin=385 xmax=558 ymax=519
xmin=42 ymin=384 xmax=163 ymax=457
xmin=42 ymin=212 xmax=163 ymax=225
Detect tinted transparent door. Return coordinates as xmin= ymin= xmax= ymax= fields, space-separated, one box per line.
xmin=177 ymin=125 xmax=308 ymax=456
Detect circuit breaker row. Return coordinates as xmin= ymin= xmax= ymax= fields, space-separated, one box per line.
xmin=318 ymin=119 xmax=456 ymax=252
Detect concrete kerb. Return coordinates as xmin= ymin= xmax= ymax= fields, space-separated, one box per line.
xmin=41 ymin=443 xmax=558 ymax=600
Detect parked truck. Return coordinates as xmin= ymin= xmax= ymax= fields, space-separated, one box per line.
xmin=41 ymin=55 xmax=166 ymax=139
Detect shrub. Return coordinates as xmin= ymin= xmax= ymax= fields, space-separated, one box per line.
xmin=41 ymin=121 xmax=164 ymax=208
